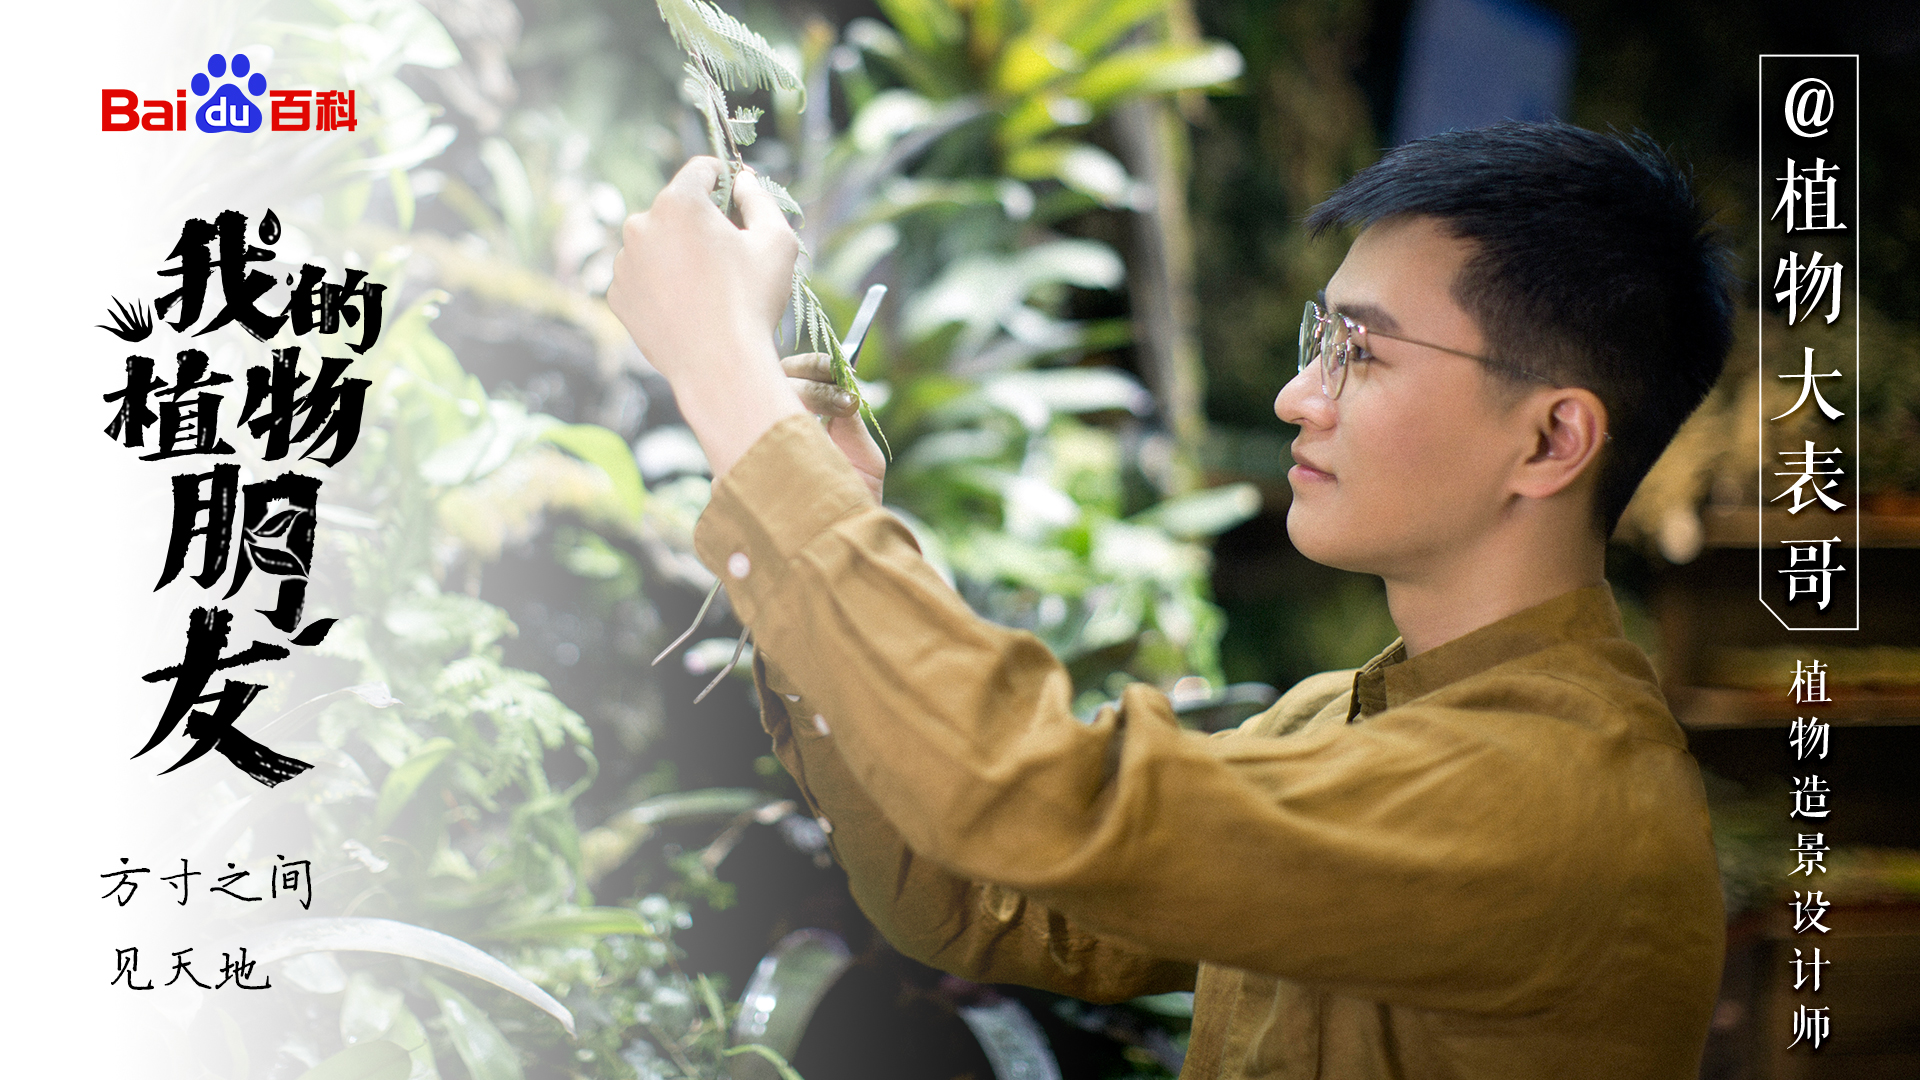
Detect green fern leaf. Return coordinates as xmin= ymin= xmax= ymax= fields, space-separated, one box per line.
xmin=790 ymin=276 xmax=891 ymax=460
xmin=729 ymin=105 xmax=764 ymax=146
xmin=656 ymin=0 xmax=805 ymax=108
xmin=757 ymin=173 xmax=804 ymax=226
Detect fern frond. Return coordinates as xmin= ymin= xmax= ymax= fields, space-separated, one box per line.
xmin=859 ymin=396 xmax=892 ymax=460
xmin=756 ymin=173 xmax=804 ymax=226
xmin=790 ymin=275 xmax=892 ymax=460
xmin=656 ymin=0 xmax=805 ymax=107
xmin=682 ymin=61 xmax=731 ymax=154
xmin=728 ymin=105 xmax=764 ymax=146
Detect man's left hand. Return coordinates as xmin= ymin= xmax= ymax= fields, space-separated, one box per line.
xmin=606 ymin=157 xmax=806 ymax=479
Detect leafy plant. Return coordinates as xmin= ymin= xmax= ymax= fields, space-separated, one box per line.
xmin=654 ymin=0 xmax=889 ymax=456
xmin=146 ymin=3 xmax=1260 ymax=1079
xmin=759 ymin=0 xmax=1255 ymax=700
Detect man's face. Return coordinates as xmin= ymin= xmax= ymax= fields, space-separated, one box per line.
xmin=1275 ymin=215 xmax=1537 ymax=581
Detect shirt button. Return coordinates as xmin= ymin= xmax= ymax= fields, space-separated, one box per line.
xmin=727 ymin=552 xmax=751 ymax=579
xmin=812 ymin=713 xmax=831 ymax=737
xmin=816 ymin=816 xmax=833 ymax=834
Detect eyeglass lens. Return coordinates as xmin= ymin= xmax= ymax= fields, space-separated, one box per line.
xmin=1298 ymin=301 xmax=1353 ymax=398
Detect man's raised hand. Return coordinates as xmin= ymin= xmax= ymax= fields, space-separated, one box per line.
xmin=606 ymin=157 xmax=806 ymax=480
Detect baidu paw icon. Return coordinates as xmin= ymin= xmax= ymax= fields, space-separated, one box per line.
xmin=193 ymin=53 xmax=268 ymax=133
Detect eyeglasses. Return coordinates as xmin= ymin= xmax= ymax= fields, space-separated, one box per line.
xmin=1297 ymin=300 xmax=1549 ymax=399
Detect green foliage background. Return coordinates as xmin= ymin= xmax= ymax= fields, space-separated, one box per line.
xmin=162 ymin=2 xmax=1252 ymax=1078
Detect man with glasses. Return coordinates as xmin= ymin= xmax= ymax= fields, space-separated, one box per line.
xmin=607 ymin=120 xmax=1734 ymax=1079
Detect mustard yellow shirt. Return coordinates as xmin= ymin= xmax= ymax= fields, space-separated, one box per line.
xmin=693 ymin=415 xmax=1724 ymax=1079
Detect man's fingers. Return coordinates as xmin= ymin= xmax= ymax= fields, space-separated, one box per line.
xmin=790 ymin=376 xmax=859 ymax=418
xmin=734 ymin=169 xmax=793 ymax=237
xmin=782 ymin=352 xmax=857 ymax=416
xmin=780 ymin=352 xmax=834 ymax=383
xmin=663 ymin=156 xmax=727 ymax=204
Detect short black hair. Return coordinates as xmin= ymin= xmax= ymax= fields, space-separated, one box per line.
xmin=1305 ymin=121 xmax=1734 ymax=534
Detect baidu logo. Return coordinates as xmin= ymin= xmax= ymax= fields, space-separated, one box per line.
xmin=103 ymin=53 xmax=354 ymax=134
xmin=193 ymin=53 xmax=267 ymax=133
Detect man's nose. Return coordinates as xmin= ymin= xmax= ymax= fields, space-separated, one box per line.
xmin=1275 ymin=363 xmax=1332 ymax=428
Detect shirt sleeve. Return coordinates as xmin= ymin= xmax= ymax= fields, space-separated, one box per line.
xmin=693 ymin=415 xmax=1653 ymax=1015
xmin=751 ymin=651 xmax=1197 ymax=1002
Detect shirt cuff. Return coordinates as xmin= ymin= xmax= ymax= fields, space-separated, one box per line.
xmin=692 ymin=413 xmax=875 ymax=627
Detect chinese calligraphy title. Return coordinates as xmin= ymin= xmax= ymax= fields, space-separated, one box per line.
xmin=100 ymin=208 xmax=384 ymax=788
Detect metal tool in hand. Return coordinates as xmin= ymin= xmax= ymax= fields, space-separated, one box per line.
xmin=841 ymin=283 xmax=886 ymax=371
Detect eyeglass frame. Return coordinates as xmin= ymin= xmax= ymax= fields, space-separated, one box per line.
xmin=1297 ymin=297 xmax=1555 ymax=399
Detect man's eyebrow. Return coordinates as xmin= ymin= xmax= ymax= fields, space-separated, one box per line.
xmin=1321 ymin=288 xmax=1402 ymax=335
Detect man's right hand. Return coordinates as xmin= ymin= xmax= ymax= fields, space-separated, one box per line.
xmin=783 ymin=352 xmax=886 ymax=502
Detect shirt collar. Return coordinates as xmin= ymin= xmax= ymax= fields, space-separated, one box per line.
xmin=1347 ymin=585 xmax=1624 ymax=722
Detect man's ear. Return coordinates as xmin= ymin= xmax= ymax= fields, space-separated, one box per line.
xmin=1513 ymin=389 xmax=1608 ymax=500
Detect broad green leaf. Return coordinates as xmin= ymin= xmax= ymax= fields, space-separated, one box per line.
xmin=1130 ymin=483 xmax=1262 ymax=538
xmin=297 ymin=1040 xmax=413 ymax=1080
xmin=540 ymin=423 xmax=646 ymax=522
xmin=620 ymin=788 xmax=773 ymax=826
xmin=1079 ymin=576 xmax=1150 ymax=648
xmin=1012 ymin=238 xmax=1127 ymax=288
xmin=484 ymin=907 xmax=660 ymax=941
xmin=994 ymin=33 xmax=1083 ymax=97
xmin=1029 ymin=0 xmax=1109 ymax=40
xmin=374 ymin=737 xmax=454 ymax=831
xmin=982 ymin=368 xmax=1151 ymax=427
xmin=1004 ymin=140 xmax=1137 ymax=206
xmin=243 ymin=917 xmax=574 ymax=1035
xmin=998 ymin=92 xmax=1095 ymax=146
xmin=422 ymin=976 xmax=525 ymax=1080
xmin=582 ymin=788 xmax=775 ymax=881
xmin=1131 ymin=990 xmax=1196 ymax=1018
xmin=729 ymin=929 xmax=855 ymax=1064
xmin=419 ymin=401 xmax=555 ymax=486
xmin=875 ymin=0 xmax=965 ymax=55
xmin=557 ymin=531 xmax=627 ymax=580
xmin=724 ymin=1044 xmax=807 ymax=1080
xmin=902 ymin=240 xmax=1124 ymax=354
xmin=1093 ymin=521 xmax=1203 ymax=585
xmin=341 ymin=973 xmax=440 ymax=1080
xmin=696 ymin=972 xmax=729 ymax=1030
xmin=847 ymin=15 xmax=963 ymax=97
xmin=385 ymin=0 xmax=462 ymax=68
xmin=861 ymin=176 xmax=1007 ymax=224
xmin=253 ymin=683 xmax=399 ymax=744
xmin=850 ymin=89 xmax=937 ymax=153
xmin=1061 ymin=0 xmax=1168 ymax=55
xmin=478 ymin=138 xmax=537 ymax=261
xmin=1068 ymin=40 xmax=1243 ymax=109
xmin=818 ymin=222 xmax=901 ymax=295
xmin=378 ymin=293 xmax=485 ymax=440
xmin=948 ymin=529 xmax=1088 ymax=595
xmin=967 ymin=0 xmax=1018 ymax=67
